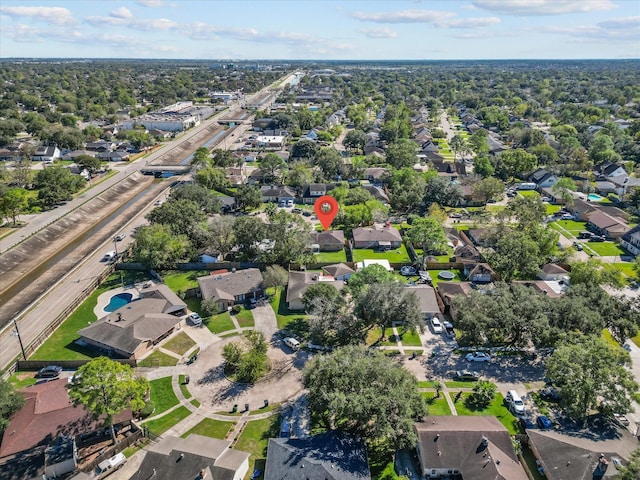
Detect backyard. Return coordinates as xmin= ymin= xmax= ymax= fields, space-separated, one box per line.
xmin=352 ymin=244 xmax=411 ymax=263
xmin=162 ymin=270 xmax=209 ymax=294
xmin=313 ymin=249 xmax=348 ymax=263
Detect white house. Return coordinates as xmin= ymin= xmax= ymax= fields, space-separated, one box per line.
xmin=32 ymin=145 xmax=61 ymax=162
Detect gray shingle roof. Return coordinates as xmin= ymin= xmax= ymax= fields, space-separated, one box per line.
xmin=264 ymin=431 xmax=371 ymax=480
xmin=352 ymin=226 xmax=402 ymax=243
xmin=197 ymin=269 xmax=264 ymax=302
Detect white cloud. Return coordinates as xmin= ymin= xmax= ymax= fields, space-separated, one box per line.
xmin=351 ymin=9 xmax=500 ymax=28
xmin=136 ymin=0 xmax=170 ymax=7
xmin=2 ymin=23 xmax=44 ymax=43
xmin=0 ymin=6 xmax=75 ymax=25
xmin=533 ymin=17 xmax=640 ymax=42
xmin=110 ymin=7 xmax=133 ymax=20
xmin=359 ymin=27 xmax=398 ymax=38
xmin=598 ymin=16 xmax=640 ymax=29
xmin=472 ymin=0 xmax=616 ymax=16
xmin=85 ymin=15 xmax=177 ymax=31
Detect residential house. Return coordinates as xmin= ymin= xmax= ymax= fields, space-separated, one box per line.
xmin=405 ymin=285 xmax=441 ymax=320
xmin=453 ymin=243 xmax=482 ymax=264
xmin=465 ymin=228 xmax=493 ymax=248
xmin=0 ymin=378 xmax=132 ymax=457
xmin=322 ymin=263 xmax=355 ymax=281
xmin=362 ymin=167 xmax=388 ymax=183
xmin=226 ymin=166 xmax=247 ymax=185
xmin=586 ymin=210 xmax=629 ymax=239
xmin=304 ymin=129 xmax=319 ymax=141
xmin=363 ymin=184 xmax=390 ymax=203
xmin=286 ymin=270 xmax=345 ymax=310
xmin=415 ymin=416 xmax=528 ymax=480
xmin=0 ymin=147 xmax=21 ymax=162
xmin=138 ymin=284 xmax=187 ymax=315
xmin=84 ymin=140 xmax=115 ymax=152
xmin=512 ymin=280 xmax=566 ymax=298
xmin=260 ymin=185 xmax=296 ymax=203
xmin=528 ymin=168 xmax=557 ymax=189
xmin=97 ymin=151 xmax=130 ymax=162
xmin=301 ymin=183 xmax=335 ymax=204
xmin=78 ymin=295 xmax=185 ymax=359
xmin=600 ymin=163 xmax=627 ymax=178
xmin=264 ymin=431 xmax=370 ymax=480
xmin=312 ymin=230 xmax=345 ymax=252
xmin=430 ymin=160 xmax=465 ymax=182
xmin=619 ymin=225 xmax=640 ymax=256
xmin=487 ymin=134 xmax=507 ymax=154
xmin=608 ymin=174 xmax=640 ymax=197
xmin=526 ymin=415 xmax=637 ymax=480
xmin=197 ymin=268 xmax=264 ymax=312
xmin=32 ymin=145 xmax=61 ymax=162
xmin=420 ymin=140 xmax=440 ymax=153
xmin=567 ymin=199 xmax=599 ymax=221
xmin=43 ymin=437 xmax=77 ymax=479
xmin=594 ymin=181 xmax=617 ymax=195
xmin=436 ymin=281 xmax=475 ymax=317
xmin=538 ymin=264 xmax=569 ymax=282
xmin=352 ymin=224 xmax=402 ymax=249
xmin=464 ymin=263 xmax=498 ymax=283
xmin=256 ymin=135 xmax=285 ymax=149
xmin=60 ymin=150 xmax=97 ymax=161
xmin=461 ymin=184 xmax=484 ymax=206
xmin=131 ymin=435 xmax=250 ymax=480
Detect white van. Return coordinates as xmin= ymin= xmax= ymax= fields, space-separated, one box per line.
xmin=95 ymin=453 xmax=126 ymax=477
xmin=283 ymin=337 xmax=300 ymax=351
xmin=103 ymin=251 xmax=117 ymax=262
xmin=505 ymin=390 xmax=526 ymax=416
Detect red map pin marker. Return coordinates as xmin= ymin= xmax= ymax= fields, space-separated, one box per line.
xmin=314 ymin=195 xmax=339 ymax=231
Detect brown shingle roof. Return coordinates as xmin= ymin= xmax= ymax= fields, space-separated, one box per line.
xmin=197 ymin=268 xmax=264 ymax=302
xmin=352 ymin=226 xmax=402 ymax=243
xmin=286 ymin=271 xmax=345 ymax=304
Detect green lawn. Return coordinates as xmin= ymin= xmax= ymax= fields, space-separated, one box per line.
xmin=602 ymin=328 xmax=620 ymax=347
xmin=206 ymin=311 xmax=236 ymax=334
xmin=396 ymin=329 xmax=422 ymax=347
xmin=546 ymin=204 xmax=562 ymax=215
xmin=162 ymin=270 xmax=209 ymax=293
xmin=268 ymin=287 xmax=308 ymax=331
xmin=234 ymin=307 xmax=255 ymax=328
xmin=138 ymin=350 xmax=178 ymax=367
xmin=313 ymin=250 xmax=347 ymax=263
xmin=422 ymin=392 xmax=452 ymax=415
xmin=352 ymin=244 xmax=411 ymax=263
xmin=180 ymin=418 xmax=235 ymax=440
xmin=162 ymin=332 xmax=196 ymax=356
xmin=8 ymin=374 xmax=37 ymax=388
xmin=517 ymin=190 xmax=540 ymax=198
xmin=144 ymin=406 xmax=191 ymax=436
xmin=428 ymin=269 xmax=464 ymax=287
xmin=234 ymin=416 xmax=280 ymax=480
xmin=584 ymin=242 xmax=627 ymax=256
xmin=149 ymin=376 xmax=180 ymax=415
xmin=445 ymin=381 xmax=478 ymax=389
xmin=30 ymin=273 xmax=141 ymax=360
xmin=612 ymin=262 xmax=636 ymax=278
xmin=454 ymin=393 xmax=519 ymax=434
xmin=178 ymin=374 xmax=193 ymax=399
xmin=550 ymin=219 xmax=586 ymax=236
xmin=417 ymin=381 xmax=440 ymax=388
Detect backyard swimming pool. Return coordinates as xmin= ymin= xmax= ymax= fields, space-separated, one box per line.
xmin=588 ymin=193 xmax=604 ymax=202
xmin=104 ymin=292 xmax=133 ymax=312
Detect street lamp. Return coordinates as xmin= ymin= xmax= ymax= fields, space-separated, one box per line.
xmin=113 ymin=238 xmax=125 ymax=288
xmin=12 ymin=318 xmax=26 ymax=361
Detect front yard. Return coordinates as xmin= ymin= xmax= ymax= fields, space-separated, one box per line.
xmin=584 ymin=241 xmax=628 ymax=257
xmin=162 ymin=332 xmax=196 ymax=356
xmin=149 ymin=376 xmax=179 ymax=415
xmin=233 ymin=416 xmax=280 ymax=480
xmin=180 ymin=418 xmax=235 ymax=440
xmin=422 ymin=392 xmax=452 ymax=415
xmin=454 ymin=392 xmax=519 ymax=434
xmin=206 ymin=311 xmax=236 ymax=334
xmin=144 ymin=406 xmax=191 ymax=436
xmin=268 ymin=287 xmax=308 ymax=330
xmin=352 ymin=244 xmax=411 ymax=263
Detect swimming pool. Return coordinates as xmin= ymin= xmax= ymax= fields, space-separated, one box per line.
xmin=104 ymin=293 xmax=133 ymax=312
xmin=588 ymin=193 xmax=604 ymax=202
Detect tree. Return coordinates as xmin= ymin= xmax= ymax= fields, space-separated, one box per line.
xmin=0 ymin=187 xmax=29 ymax=226
xmin=343 ymin=129 xmax=366 ymax=152
xmin=192 ymin=147 xmax=211 ymax=170
xmin=473 ymin=154 xmax=494 ymax=178
xmin=302 ymin=283 xmax=341 ymax=311
xmin=546 ymin=334 xmax=638 ymax=419
xmin=259 ymin=153 xmax=285 ymax=183
xmin=76 ymin=155 xmax=102 ymax=176
xmin=388 ymin=168 xmax=426 ymax=213
xmin=211 ymin=149 xmax=236 ymax=168
xmin=423 ymin=176 xmax=463 ymax=207
xmin=569 ymin=259 xmax=625 ymax=289
xmin=263 ymin=265 xmax=288 ymax=292
xmin=313 ymin=147 xmax=343 ymax=180
xmin=473 ymin=177 xmax=504 ymax=206
xmin=170 ymin=184 xmax=221 ymax=215
xmin=450 ymin=134 xmax=467 ymax=161
xmin=285 ymin=161 xmax=313 ymax=189
xmin=0 ymin=378 xmax=24 ymax=431
xmin=405 ymin=217 xmax=448 ymax=268
xmin=222 ymin=331 xmax=269 ymax=383
xmin=68 ymin=357 xmax=147 ymax=443
xmin=385 ymin=139 xmax=418 ymax=169
xmin=196 ymin=167 xmax=229 ymax=191
xmin=234 ymin=185 xmax=261 ymax=211
xmin=356 ymin=282 xmax=422 ymax=339
xmin=346 ymin=263 xmax=396 ymax=296
xmin=468 ymin=381 xmax=497 ymax=409
xmin=495 ymin=148 xmax=537 ymax=180
xmin=505 ymin=194 xmax=547 ymax=231
xmin=34 ymin=165 xmax=85 ymax=208
xmin=147 ymin=199 xmax=206 ymax=238
xmin=11 ymin=157 xmax=33 ymax=189
xmin=469 ymin=129 xmax=489 ymax=155
xmin=551 ymin=177 xmax=577 ymax=206
xmin=132 ymin=224 xmax=190 ymax=269
xmin=304 ymin=345 xmax=426 ymax=450
xmin=486 ymin=230 xmax=542 ymax=282
xmin=616 ymin=448 xmax=640 ymax=480
xmin=291 ymin=139 xmax=319 ymax=159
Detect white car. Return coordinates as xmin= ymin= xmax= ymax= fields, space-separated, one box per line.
xmin=560 ymin=213 xmax=575 ymax=220
xmin=430 ymin=318 xmax=443 ymax=334
xmin=114 ymin=233 xmax=126 ymax=242
xmin=187 ymin=312 xmax=202 ymax=327
xmin=466 ymin=352 xmax=491 ymax=362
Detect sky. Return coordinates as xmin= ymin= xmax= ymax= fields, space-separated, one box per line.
xmin=0 ymin=0 xmax=638 ymax=60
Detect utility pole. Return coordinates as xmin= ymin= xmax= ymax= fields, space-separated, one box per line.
xmin=12 ymin=318 xmax=26 ymax=361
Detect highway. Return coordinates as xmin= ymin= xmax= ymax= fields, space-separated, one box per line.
xmin=0 ymin=71 xmax=301 ymax=372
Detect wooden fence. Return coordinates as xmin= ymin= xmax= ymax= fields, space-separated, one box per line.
xmin=81 ymin=429 xmax=144 ymax=473
xmin=17 ymin=359 xmax=137 ymax=371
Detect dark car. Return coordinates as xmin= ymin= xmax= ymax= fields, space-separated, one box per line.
xmin=519 ymin=417 xmax=536 ymax=431
xmin=455 ymin=370 xmax=480 ymax=381
xmin=540 ymin=386 xmax=562 ymax=402
xmin=37 ymin=365 xmax=63 ymax=378
xmin=589 ymin=235 xmax=606 ymax=242
xmin=536 ymin=415 xmax=554 ymax=429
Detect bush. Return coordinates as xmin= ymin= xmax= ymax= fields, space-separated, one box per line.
xmin=139 ymin=400 xmax=156 ymax=418
xmin=201 ymin=298 xmax=221 ymax=316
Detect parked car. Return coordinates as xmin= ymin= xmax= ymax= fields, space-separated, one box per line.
xmin=285 ymin=199 xmax=294 ymax=207
xmin=430 ymin=318 xmax=443 ymax=334
xmin=589 ymin=235 xmax=606 ymax=242
xmin=540 ymin=386 xmax=562 ymax=402
xmin=465 ymin=352 xmax=491 ymax=362
xmin=578 ymin=231 xmax=593 ymax=239
xmin=187 ymin=312 xmax=202 ymax=327
xmin=95 ymin=453 xmax=126 ymax=477
xmin=448 ymin=213 xmax=462 ymax=219
xmin=37 ymin=365 xmax=62 ymax=378
xmin=519 ymin=417 xmax=536 ymax=431
xmin=114 ymin=233 xmax=126 ymax=242
xmin=536 ymin=415 xmax=554 ymax=429
xmin=561 ymin=213 xmax=575 ymax=220
xmin=443 ymin=320 xmax=455 ymax=338
xmin=292 ymin=208 xmax=302 ymax=214
xmin=455 ymin=370 xmax=480 ymax=381
xmin=505 ymin=390 xmax=526 ymax=416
